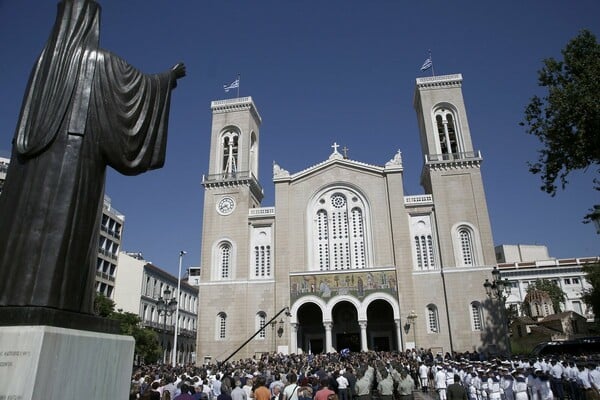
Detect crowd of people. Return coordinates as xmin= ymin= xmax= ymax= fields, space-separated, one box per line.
xmin=129 ymin=349 xmax=600 ymax=400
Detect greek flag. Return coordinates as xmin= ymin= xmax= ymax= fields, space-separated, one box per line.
xmin=223 ymin=78 xmax=239 ymax=92
xmin=420 ymin=57 xmax=432 ymax=71
xmin=340 ymin=348 xmax=350 ymax=357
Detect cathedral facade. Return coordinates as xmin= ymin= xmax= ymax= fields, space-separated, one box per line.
xmin=196 ymin=74 xmax=505 ymax=362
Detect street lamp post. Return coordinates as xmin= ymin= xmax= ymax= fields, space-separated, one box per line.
xmin=270 ymin=318 xmax=285 ymax=353
xmin=483 ymin=266 xmax=512 ymax=354
xmin=277 ymin=318 xmax=284 ymax=338
xmin=407 ymin=310 xmax=417 ymax=350
xmin=172 ymin=250 xmax=186 ymax=367
xmin=156 ymin=289 xmax=177 ymax=363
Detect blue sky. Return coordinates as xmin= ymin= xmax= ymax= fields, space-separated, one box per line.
xmin=0 ymin=0 xmax=598 ymax=276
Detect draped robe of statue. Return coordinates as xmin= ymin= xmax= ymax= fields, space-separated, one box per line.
xmin=0 ymin=0 xmax=179 ymax=315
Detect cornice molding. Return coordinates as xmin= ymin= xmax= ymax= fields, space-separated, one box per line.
xmin=416 ymin=73 xmax=463 ymax=89
xmin=211 ymin=96 xmax=262 ymax=123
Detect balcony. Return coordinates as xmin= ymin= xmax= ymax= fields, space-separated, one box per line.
xmin=426 ymin=151 xmax=482 ymax=163
xmin=202 ymin=170 xmax=264 ymax=200
xmin=100 ymin=225 xmax=121 ymax=239
xmin=98 ymin=248 xmax=118 ymax=260
xmin=249 ymin=207 xmax=275 ymax=217
xmin=404 ymin=195 xmax=433 ymax=206
xmin=95 ymin=271 xmax=115 ymax=282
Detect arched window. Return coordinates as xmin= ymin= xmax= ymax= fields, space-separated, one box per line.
xmin=145 ymin=276 xmax=152 ymax=296
xmin=217 ymin=312 xmax=227 ymax=339
xmin=218 ymin=242 xmax=232 ymax=279
xmin=426 ymin=304 xmax=439 ymax=333
xmin=459 ymin=228 xmax=474 ymax=266
xmin=470 ymin=302 xmax=484 ymax=331
xmin=250 ymin=131 xmax=258 ymax=177
xmin=256 ymin=311 xmax=267 ymax=339
xmin=433 ymin=107 xmax=461 ymax=155
xmin=310 ymin=187 xmax=371 ymax=271
xmin=221 ymin=130 xmax=239 ymax=175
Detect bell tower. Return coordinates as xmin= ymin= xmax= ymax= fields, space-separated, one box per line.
xmin=413 ymin=74 xmax=496 ymax=267
xmin=206 ymin=97 xmax=262 ymax=198
xmin=200 ymin=96 xmax=263 ymax=281
xmin=198 ymin=97 xmax=278 ymax=360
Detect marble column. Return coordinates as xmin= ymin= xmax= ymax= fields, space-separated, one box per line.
xmin=359 ymin=320 xmax=368 ymax=352
xmin=324 ymin=322 xmax=333 ymax=353
xmin=290 ymin=323 xmax=298 ymax=354
xmin=395 ymin=319 xmax=403 ymax=351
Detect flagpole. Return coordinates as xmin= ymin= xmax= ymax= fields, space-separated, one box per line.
xmin=237 ymin=73 xmax=240 ymax=98
xmin=429 ymin=50 xmax=435 ymax=77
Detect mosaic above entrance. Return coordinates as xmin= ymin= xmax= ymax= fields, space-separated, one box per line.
xmin=290 ymin=269 xmax=398 ymax=302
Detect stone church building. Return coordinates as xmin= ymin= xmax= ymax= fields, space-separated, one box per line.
xmin=196 ymin=74 xmax=504 ymax=362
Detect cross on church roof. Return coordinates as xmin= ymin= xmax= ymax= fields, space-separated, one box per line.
xmin=331 ymin=142 xmax=340 ymax=153
xmin=342 ymin=146 xmax=349 ymax=159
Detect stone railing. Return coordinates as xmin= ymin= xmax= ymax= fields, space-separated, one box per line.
xmin=404 ymin=195 xmax=433 ymax=205
xmin=426 ymin=151 xmax=482 ymax=163
xmin=249 ymin=207 xmax=275 ymax=217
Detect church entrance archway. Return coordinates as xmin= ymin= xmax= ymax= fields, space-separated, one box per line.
xmin=366 ymin=299 xmax=396 ymax=351
xmin=297 ymin=302 xmax=325 ymax=354
xmin=332 ymin=301 xmax=360 ymax=352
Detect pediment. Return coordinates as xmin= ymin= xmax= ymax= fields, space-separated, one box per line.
xmin=273 ymin=148 xmax=402 ymax=183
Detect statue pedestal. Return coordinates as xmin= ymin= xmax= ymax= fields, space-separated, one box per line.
xmin=0 ymin=325 xmax=134 ymax=400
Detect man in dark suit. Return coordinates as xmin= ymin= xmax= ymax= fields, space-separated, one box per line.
xmin=447 ymin=375 xmax=468 ymax=400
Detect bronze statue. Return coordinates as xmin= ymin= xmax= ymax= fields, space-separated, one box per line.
xmin=0 ymin=0 xmax=185 ymax=321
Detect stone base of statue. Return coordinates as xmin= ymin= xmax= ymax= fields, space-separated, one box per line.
xmin=0 ymin=306 xmax=121 ymax=333
xmin=0 ymin=325 xmax=134 ymax=399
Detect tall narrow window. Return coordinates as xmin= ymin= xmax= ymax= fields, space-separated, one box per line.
xmin=436 ymin=115 xmax=448 ymax=155
xmin=446 ymin=115 xmax=458 ymax=153
xmin=458 ymin=228 xmax=474 ymax=266
xmin=217 ymin=312 xmax=227 ymax=339
xmin=414 ymin=236 xmax=423 ymax=269
xmin=331 ymin=194 xmax=350 ymax=269
xmin=317 ymin=210 xmax=330 ymax=270
xmin=427 ymin=236 xmax=435 ymax=267
xmin=250 ymin=132 xmax=258 ymax=177
xmin=218 ymin=242 xmax=232 ymax=279
xmin=221 ymin=131 xmax=239 ymax=175
xmin=427 ymin=305 xmax=439 ymax=333
xmin=471 ymin=302 xmax=483 ymax=331
xmin=433 ymin=107 xmax=462 ymax=156
xmin=257 ymin=312 xmax=267 ymax=339
xmin=350 ymin=208 xmax=366 ymax=268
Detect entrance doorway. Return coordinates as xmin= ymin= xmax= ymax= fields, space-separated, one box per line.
xmin=373 ymin=336 xmax=391 ymax=351
xmin=332 ymin=301 xmax=360 ymax=351
xmin=336 ymin=333 xmax=360 ymax=351
xmin=297 ymin=302 xmax=325 ymax=353
xmin=366 ymin=299 xmax=397 ymax=351
xmin=309 ymin=339 xmax=324 ymax=354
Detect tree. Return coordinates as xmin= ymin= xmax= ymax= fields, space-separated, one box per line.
xmin=521 ymin=30 xmax=600 ymax=219
xmin=110 ymin=311 xmax=162 ymax=364
xmin=93 ymin=294 xmax=161 ymax=363
xmin=94 ymin=293 xmax=116 ymax=317
xmin=526 ymin=279 xmax=566 ymax=313
xmin=582 ymin=262 xmax=600 ymax=318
